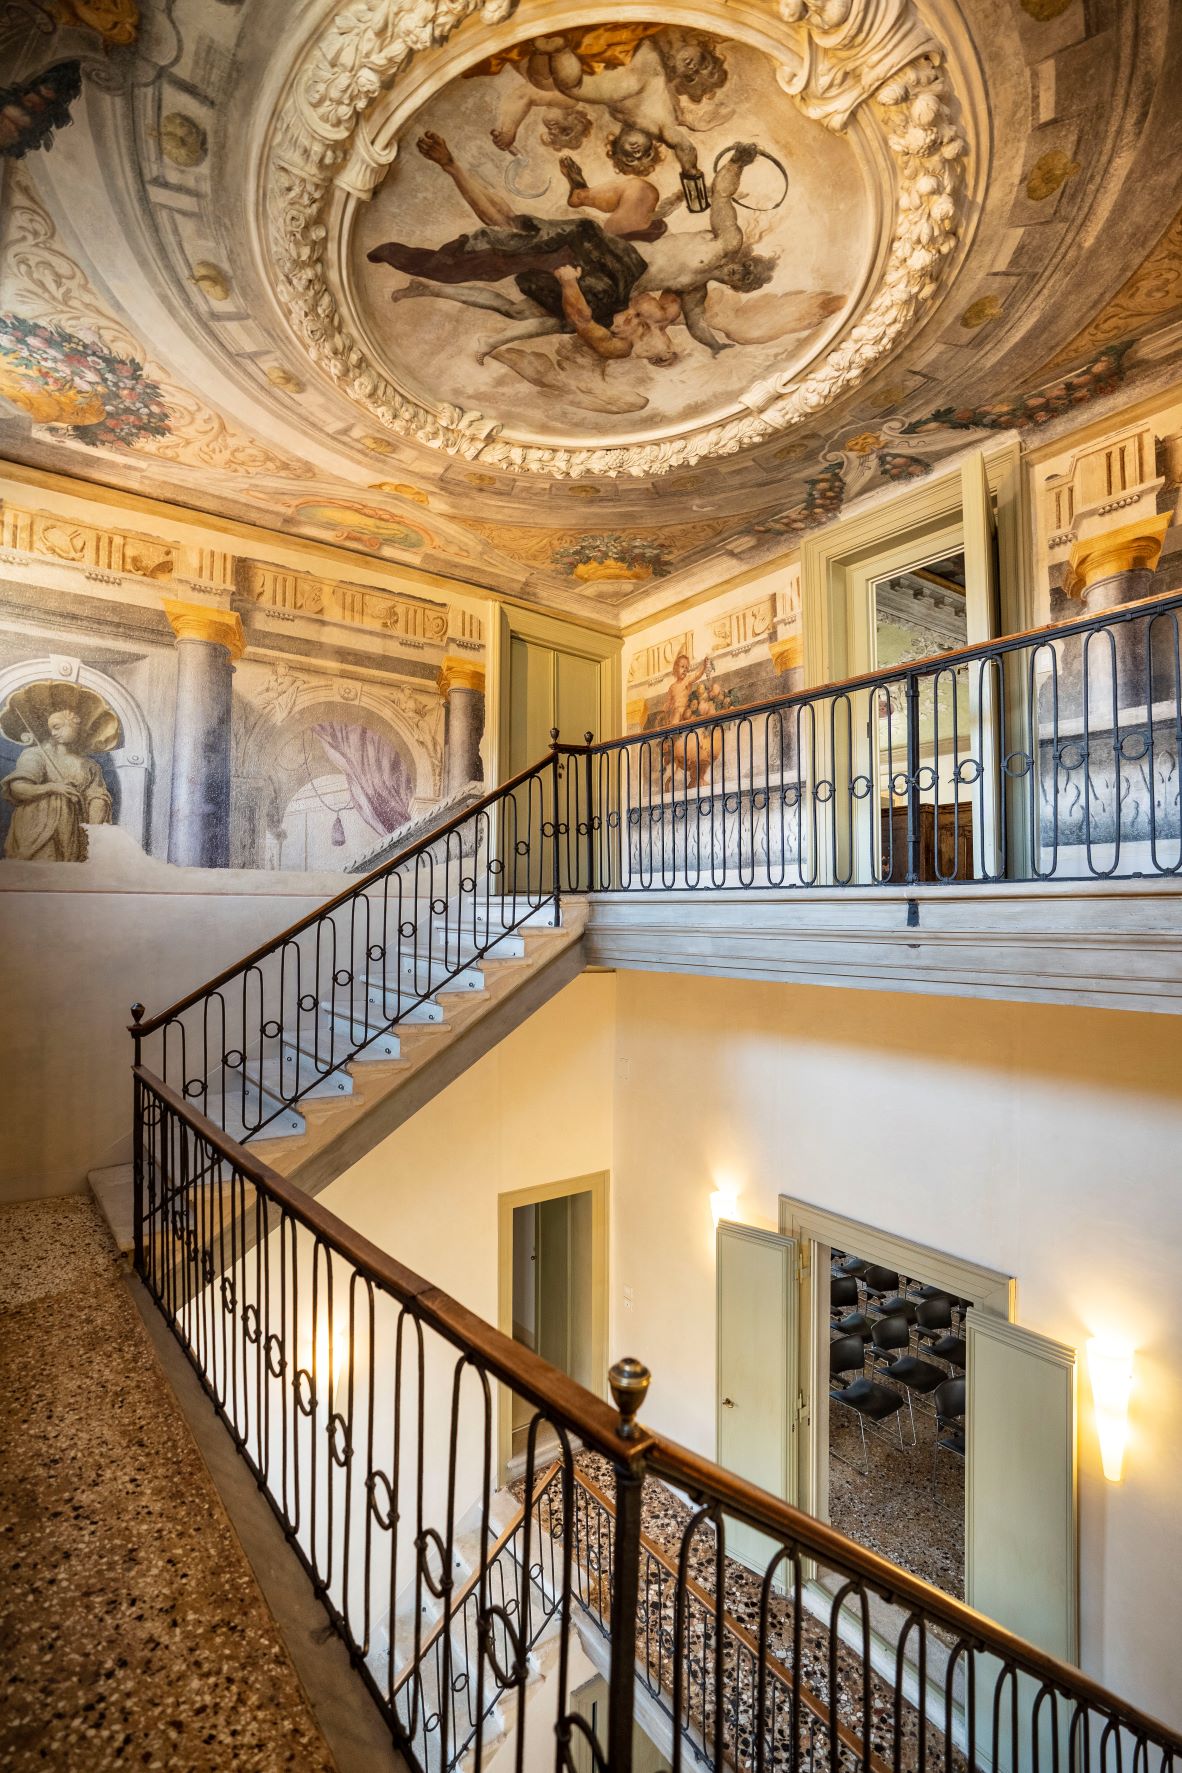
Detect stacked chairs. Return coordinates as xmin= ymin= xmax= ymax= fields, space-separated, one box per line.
xmin=829 ymin=1251 xmax=970 ymax=1478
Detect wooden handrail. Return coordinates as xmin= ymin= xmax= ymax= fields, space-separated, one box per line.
xmin=130 ymin=752 xmax=559 ymax=1037
xmin=390 ymin=1461 xmax=563 ymax=1701
xmin=134 ymin=1067 xmax=646 ymax=1466
xmin=570 ymin=1467 xmax=892 ymax=1773
xmin=134 ymin=1062 xmax=1182 ymax=1758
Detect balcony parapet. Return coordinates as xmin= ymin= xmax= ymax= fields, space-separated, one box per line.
xmin=583 ymin=877 xmax=1182 ymax=1016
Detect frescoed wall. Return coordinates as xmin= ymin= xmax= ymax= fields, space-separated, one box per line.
xmin=622 ymin=559 xmax=801 ymax=734
xmin=0 ymin=478 xmax=490 ymax=882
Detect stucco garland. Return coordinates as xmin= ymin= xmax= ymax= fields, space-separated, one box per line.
xmin=265 ymin=0 xmax=972 ymax=479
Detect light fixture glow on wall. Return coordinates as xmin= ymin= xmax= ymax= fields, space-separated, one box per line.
xmin=1087 ymin=1338 xmax=1135 ymax=1483
xmin=710 ymin=1183 xmax=740 ymax=1229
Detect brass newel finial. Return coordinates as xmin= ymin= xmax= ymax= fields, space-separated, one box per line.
xmin=549 ymin=726 xmax=561 ymax=747
xmin=130 ymin=1003 xmax=144 ymax=1024
xmin=609 ymin=1357 xmax=651 ymax=1441
xmin=583 ymin=730 xmax=594 ymax=744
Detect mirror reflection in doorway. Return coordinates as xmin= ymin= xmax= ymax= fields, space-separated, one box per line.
xmin=828 ymin=1245 xmax=968 ymax=1599
xmin=510 ymin=1189 xmax=594 ymax=1470
xmin=872 ymin=551 xmax=975 ymax=883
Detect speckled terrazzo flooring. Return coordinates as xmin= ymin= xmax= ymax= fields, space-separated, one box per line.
xmin=0 ymin=1195 xmax=337 ymax=1772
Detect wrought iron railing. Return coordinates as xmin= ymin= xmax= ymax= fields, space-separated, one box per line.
xmin=134 ymin=1066 xmax=1182 ymax=1773
xmin=130 ymin=752 xmax=565 ymax=1141
xmin=130 ymin=591 xmax=1182 ymax=1140
xmin=568 ymin=589 xmax=1182 ymax=894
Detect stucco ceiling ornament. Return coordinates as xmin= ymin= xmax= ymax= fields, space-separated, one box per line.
xmin=265 ymin=0 xmax=972 ymax=478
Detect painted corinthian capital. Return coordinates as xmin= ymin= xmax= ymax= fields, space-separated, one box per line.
xmin=776 ymin=0 xmax=940 ymax=130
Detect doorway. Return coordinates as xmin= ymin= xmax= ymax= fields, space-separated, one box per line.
xmin=779 ymin=1196 xmax=1078 ymax=1664
xmin=870 ymin=550 xmax=976 ymax=883
xmin=497 ymin=1173 xmax=609 ymax=1483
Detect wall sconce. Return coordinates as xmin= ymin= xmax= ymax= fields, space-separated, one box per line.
xmin=710 ymin=1184 xmax=740 ymax=1229
xmin=1087 ymin=1338 xmax=1135 ymax=1483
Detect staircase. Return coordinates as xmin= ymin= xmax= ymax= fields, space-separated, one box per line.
xmin=91 ymin=754 xmax=593 ymax=1234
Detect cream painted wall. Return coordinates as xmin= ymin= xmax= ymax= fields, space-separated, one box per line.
xmin=322 ymin=971 xmax=617 ymax=1354
xmin=1 ymin=839 xmax=343 ymax=1198
xmin=610 ymin=971 xmax=1182 ymax=1728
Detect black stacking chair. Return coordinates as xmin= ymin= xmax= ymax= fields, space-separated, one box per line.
xmin=830 ymin=1334 xmax=868 ymax=1381
xmin=836 ymin=1254 xmax=869 ymax=1279
xmin=834 ymin=1311 xmax=874 ymax=1342
xmin=932 ymin=1375 xmax=967 ymax=1497
xmin=830 ymin=1374 xmax=908 ymax=1472
xmin=830 ymin=1274 xmax=859 ymax=1315
xmin=870 ymin=1292 xmax=918 ymax=1325
xmin=914 ymin=1285 xmax=955 ymax=1305
xmin=872 ymin=1316 xmax=946 ymax=1438
xmin=915 ymin=1296 xmax=954 ymax=1342
xmin=930 ymin=1333 xmax=967 ymax=1371
xmin=862 ymin=1265 xmax=899 ymax=1299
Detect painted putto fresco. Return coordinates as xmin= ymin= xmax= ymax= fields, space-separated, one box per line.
xmin=356 ymin=24 xmax=863 ymax=439
xmin=624 ymin=567 xmax=802 ymax=737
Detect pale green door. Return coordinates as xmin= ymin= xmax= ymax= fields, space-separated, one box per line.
xmin=716 ymin=1222 xmax=798 ymax=1573
xmin=505 ymin=635 xmax=601 ymax=893
xmin=966 ymin=1311 xmax=1077 ymax=1773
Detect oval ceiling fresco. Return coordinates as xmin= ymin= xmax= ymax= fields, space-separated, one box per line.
xmin=348 ymin=22 xmax=878 ymax=446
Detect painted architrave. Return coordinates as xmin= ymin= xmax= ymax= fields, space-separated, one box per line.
xmin=495 ymin=1170 xmax=609 ymax=1487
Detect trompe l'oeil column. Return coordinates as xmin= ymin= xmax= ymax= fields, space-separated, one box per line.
xmin=437 ymin=657 xmax=486 ymax=797
xmin=163 ymin=599 xmax=245 ymax=868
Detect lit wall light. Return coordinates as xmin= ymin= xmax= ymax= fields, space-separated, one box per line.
xmin=1087 ymin=1338 xmax=1135 ymax=1483
xmin=710 ymin=1183 xmax=740 ymax=1229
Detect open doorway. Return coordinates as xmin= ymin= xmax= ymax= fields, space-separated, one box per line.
xmin=828 ymin=1244 xmax=969 ymax=1599
xmin=497 ymin=1174 xmax=608 ymax=1484
xmin=871 ymin=551 xmax=975 ymax=884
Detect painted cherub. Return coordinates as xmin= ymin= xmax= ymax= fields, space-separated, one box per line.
xmin=657 ymin=654 xmax=724 ymax=790
xmin=478 ymin=26 xmax=728 ymax=176
xmin=558 ymin=129 xmax=668 ymax=240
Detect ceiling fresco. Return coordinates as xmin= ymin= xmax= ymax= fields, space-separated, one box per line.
xmin=0 ymin=0 xmax=1181 ymax=622
xmin=352 ymin=25 xmax=869 ymax=441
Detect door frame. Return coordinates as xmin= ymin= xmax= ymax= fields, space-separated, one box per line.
xmin=799 ymin=441 xmax=1028 ymax=693
xmin=493 ymin=605 xmax=622 ymax=785
xmin=496 ymin=1170 xmax=610 ymax=1485
xmin=777 ymin=1195 xmax=1014 ymax=1525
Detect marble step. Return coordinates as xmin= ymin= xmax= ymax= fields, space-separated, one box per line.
xmin=259 ymin=1052 xmax=354 ymax=1101
xmin=377 ymin=952 xmax=488 ymax=991
xmin=204 ymin=1075 xmax=306 ymax=1142
xmin=317 ymin=997 xmax=444 ymax=1044
xmin=283 ymin=1021 xmax=402 ymax=1066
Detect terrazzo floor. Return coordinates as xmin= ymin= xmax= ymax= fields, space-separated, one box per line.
xmin=0 ymin=1195 xmax=337 ymax=1771
xmin=828 ymin=1386 xmax=965 ymax=1600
